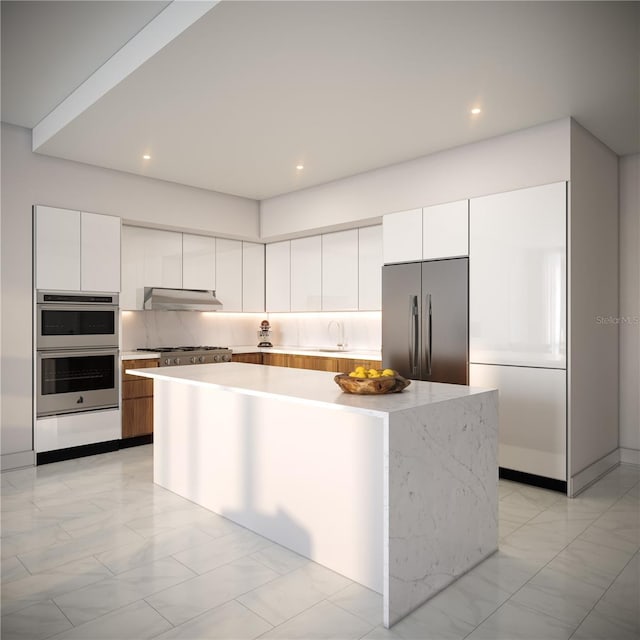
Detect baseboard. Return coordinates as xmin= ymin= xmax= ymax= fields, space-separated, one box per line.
xmin=36 ymin=434 xmax=153 ymax=465
xmin=499 ymin=467 xmax=567 ymax=494
xmin=120 ymin=434 xmax=153 ymax=449
xmin=1 ymin=450 xmax=36 ymax=472
xmin=620 ymin=447 xmax=640 ymax=466
xmin=569 ymin=449 xmax=620 ymax=497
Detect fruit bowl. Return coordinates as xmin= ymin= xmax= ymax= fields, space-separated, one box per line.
xmin=334 ymin=373 xmax=411 ymax=395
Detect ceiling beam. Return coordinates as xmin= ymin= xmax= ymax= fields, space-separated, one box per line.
xmin=32 ymin=0 xmax=218 ymax=151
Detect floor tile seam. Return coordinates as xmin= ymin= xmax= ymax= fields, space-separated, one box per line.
xmin=0 ymin=565 xmax=112 ymax=606
xmin=8 ymin=554 xmax=33 ymax=579
xmin=46 ymin=598 xmax=75 ymax=639
xmin=247 ymin=549 xmax=306 ymax=577
xmin=588 ymin=549 xmax=640 ymax=613
xmin=489 ymin=534 xmax=574 ymax=617
xmin=251 ymin=597 xmax=346 ymax=639
xmin=576 ymin=525 xmax=640 ymax=556
xmin=0 ymin=594 xmax=46 ymax=618
xmin=327 ymin=593 xmax=380 ymax=630
xmin=513 ymin=542 xmax=638 ymax=633
xmin=0 ymin=498 xmax=41 ymax=513
xmin=457 ymin=578 xmax=567 ymax=640
xmin=507 ymin=572 xmax=608 ymax=630
xmin=600 ymin=486 xmax=640 ymax=515
xmin=56 ymin=595 xmax=152 ymax=633
xmin=144 ymin=596 xmax=180 ymax=633
xmin=233 ymin=597 xmax=278 ymax=631
xmin=18 ymin=527 xmax=148 ymax=571
xmin=91 ymin=552 xmax=117 ymax=577
xmin=165 ymin=543 xmax=262 ymax=577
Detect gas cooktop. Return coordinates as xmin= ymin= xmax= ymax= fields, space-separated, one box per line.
xmin=138 ymin=346 xmax=229 ymax=353
xmin=137 ymin=346 xmax=232 ymax=366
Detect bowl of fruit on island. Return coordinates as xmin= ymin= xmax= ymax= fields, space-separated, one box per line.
xmin=334 ymin=366 xmax=411 ymax=394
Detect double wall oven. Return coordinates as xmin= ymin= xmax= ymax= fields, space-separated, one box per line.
xmin=36 ymin=292 xmax=119 ymax=417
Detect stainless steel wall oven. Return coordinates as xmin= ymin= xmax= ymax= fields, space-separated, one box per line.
xmin=36 ymin=291 xmax=119 ymax=417
xmin=36 ymin=291 xmax=119 ymax=350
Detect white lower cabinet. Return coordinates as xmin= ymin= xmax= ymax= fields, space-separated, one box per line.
xmin=291 ymin=236 xmax=322 ymax=311
xmin=215 ymin=238 xmax=243 ymax=312
xmin=242 ymin=242 xmax=265 ymax=312
xmin=266 ymin=241 xmax=290 ymax=312
xmin=35 ymin=409 xmax=121 ymax=453
xmin=469 ymin=364 xmax=566 ymax=481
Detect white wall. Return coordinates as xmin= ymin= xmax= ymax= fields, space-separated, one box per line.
xmin=619 ymin=153 xmax=640 ymax=454
xmin=0 ymin=123 xmax=259 ymax=464
xmin=568 ymin=121 xmax=619 ymax=477
xmin=260 ymin=119 xmax=571 ymax=240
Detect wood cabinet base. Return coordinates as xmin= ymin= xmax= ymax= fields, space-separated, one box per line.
xmin=122 ymin=397 xmax=154 ymax=438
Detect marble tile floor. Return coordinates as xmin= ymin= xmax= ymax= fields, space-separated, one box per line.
xmin=1 ymin=445 xmax=638 ymax=640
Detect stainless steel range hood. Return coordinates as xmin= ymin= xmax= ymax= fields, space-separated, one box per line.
xmin=143 ymin=287 xmax=223 ymax=311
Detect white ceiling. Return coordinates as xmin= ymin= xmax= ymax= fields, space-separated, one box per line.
xmin=2 ymin=1 xmax=639 ymax=200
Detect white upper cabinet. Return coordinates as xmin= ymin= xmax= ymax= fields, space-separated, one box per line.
xmin=383 ymin=202 xmax=469 ymax=264
xmin=215 ymin=238 xmax=243 ymax=312
xmin=322 ymin=230 xmax=358 ymax=311
xmin=422 ymin=200 xmax=468 ymax=259
xmin=265 ymin=241 xmax=290 ymax=312
xmin=35 ymin=206 xmax=81 ymax=291
xmin=121 ymin=226 xmax=182 ymax=310
xmin=80 ymin=212 xmax=121 ymax=293
xmin=183 ymin=234 xmax=215 ymax=290
xmin=358 ymin=225 xmax=383 ymax=310
xmin=291 ymin=236 xmax=322 ymax=311
xmin=35 ymin=206 xmax=120 ymax=293
xmin=242 ymin=242 xmax=265 ymax=312
xmin=383 ymin=208 xmax=422 ymax=264
xmin=469 ymin=182 xmax=566 ymax=368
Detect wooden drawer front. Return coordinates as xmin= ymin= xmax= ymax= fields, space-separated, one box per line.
xmin=263 ymin=353 xmax=290 ymax=367
xmin=288 ymin=355 xmax=340 ymax=372
xmin=336 ymin=359 xmax=383 ymax=374
xmin=122 ymin=359 xmax=159 ymax=381
xmin=122 ymin=378 xmax=154 ymax=400
xmin=122 ymin=397 xmax=153 ymax=438
xmin=232 ymin=353 xmax=263 ymax=364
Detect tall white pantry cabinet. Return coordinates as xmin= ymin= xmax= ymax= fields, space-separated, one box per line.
xmin=382 ymin=137 xmax=618 ymax=497
xmin=469 ymin=182 xmax=567 ymax=483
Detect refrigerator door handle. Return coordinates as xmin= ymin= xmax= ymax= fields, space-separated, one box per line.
xmin=424 ymin=293 xmax=432 ymax=376
xmin=409 ymin=295 xmax=419 ymax=376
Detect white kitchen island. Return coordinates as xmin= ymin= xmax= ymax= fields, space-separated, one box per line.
xmin=127 ymin=362 xmax=498 ymax=627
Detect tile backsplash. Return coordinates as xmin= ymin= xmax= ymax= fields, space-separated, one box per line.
xmin=121 ymin=311 xmax=381 ymax=352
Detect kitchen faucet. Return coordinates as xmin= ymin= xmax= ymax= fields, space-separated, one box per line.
xmin=328 ymin=320 xmax=347 ymax=351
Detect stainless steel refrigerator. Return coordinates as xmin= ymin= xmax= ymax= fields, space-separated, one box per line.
xmin=382 ymin=258 xmax=468 ymax=384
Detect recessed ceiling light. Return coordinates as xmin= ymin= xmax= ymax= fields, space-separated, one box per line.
xmin=470 ymin=108 xmax=481 ymax=115
xmin=143 ymin=154 xmax=151 ymax=160
xmin=296 ymin=164 xmax=304 ymax=170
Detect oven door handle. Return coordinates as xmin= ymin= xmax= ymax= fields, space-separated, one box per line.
xmin=37 ymin=348 xmax=119 ymax=359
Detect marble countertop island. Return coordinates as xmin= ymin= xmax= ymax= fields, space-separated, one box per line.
xmin=128 ymin=362 xmax=498 ymax=628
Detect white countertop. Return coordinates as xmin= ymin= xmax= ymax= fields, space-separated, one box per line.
xmin=122 ymin=347 xmax=381 ymax=361
xmin=126 ymin=361 xmax=491 ymax=417
xmin=231 ymin=345 xmax=382 ymax=360
xmin=121 ymin=351 xmax=160 ymax=360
